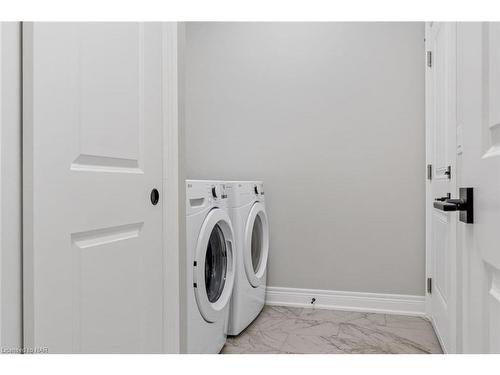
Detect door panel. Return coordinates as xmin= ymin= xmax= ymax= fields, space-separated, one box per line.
xmin=426 ymin=22 xmax=458 ymax=353
xmin=480 ymin=24 xmax=500 ymax=352
xmin=480 ymin=23 xmax=500 ymax=269
xmin=457 ymin=22 xmax=500 ymax=353
xmin=431 ymin=210 xmax=451 ymax=345
xmin=433 ymin=24 xmax=450 ymax=176
xmin=23 ymin=22 xmax=164 ymax=353
xmin=79 ymin=24 xmax=142 ymax=164
xmin=434 ymin=211 xmax=450 ymax=302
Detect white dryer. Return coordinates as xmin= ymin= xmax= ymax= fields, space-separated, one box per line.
xmin=226 ymin=181 xmax=269 ymax=336
xmin=185 ymin=180 xmax=236 ymax=353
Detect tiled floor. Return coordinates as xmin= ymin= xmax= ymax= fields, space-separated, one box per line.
xmin=222 ymin=306 xmax=443 ymax=354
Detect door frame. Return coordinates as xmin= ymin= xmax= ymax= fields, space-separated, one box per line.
xmin=0 ymin=21 xmax=23 ymax=351
xmin=424 ymin=19 xmax=434 ymax=342
xmin=424 ymin=21 xmax=461 ymax=353
xmin=162 ymin=22 xmax=184 ymax=354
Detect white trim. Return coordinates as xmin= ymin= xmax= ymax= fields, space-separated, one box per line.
xmin=265 ymin=286 xmax=426 ymax=317
xmin=430 ymin=315 xmax=448 ymax=353
xmin=424 ymin=22 xmax=460 ymax=353
xmin=0 ymin=22 xmax=23 ymax=349
xmin=162 ymin=22 xmax=181 ymax=354
xmin=22 ymin=21 xmax=35 ymax=350
xmin=424 ymin=22 xmax=433 ymax=318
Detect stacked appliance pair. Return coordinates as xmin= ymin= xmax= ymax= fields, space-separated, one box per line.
xmin=185 ymin=180 xmax=269 ymax=353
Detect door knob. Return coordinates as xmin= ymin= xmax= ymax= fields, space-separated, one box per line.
xmin=433 ymin=187 xmax=473 ymax=223
xmin=150 ymin=188 xmax=159 ymax=205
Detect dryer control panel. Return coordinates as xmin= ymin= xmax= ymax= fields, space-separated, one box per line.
xmin=210 ymin=184 xmax=228 ymax=200
xmin=186 ymin=180 xmax=229 ymax=215
xmin=225 ymin=181 xmax=265 ymax=208
xmin=254 ymin=183 xmax=265 ymax=196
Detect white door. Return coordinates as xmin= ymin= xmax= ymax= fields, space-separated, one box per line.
xmin=425 ymin=22 xmax=458 ymax=353
xmin=457 ymin=22 xmax=500 ymax=353
xmin=23 ymin=23 xmax=164 ymax=353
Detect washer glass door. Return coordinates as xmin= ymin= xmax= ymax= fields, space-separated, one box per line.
xmin=251 ymin=215 xmax=264 ymax=273
xmin=193 ymin=208 xmax=235 ymax=323
xmin=244 ymin=202 xmax=269 ymax=287
xmin=205 ymin=224 xmax=227 ymax=303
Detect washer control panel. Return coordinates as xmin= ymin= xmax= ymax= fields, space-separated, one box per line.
xmin=210 ymin=184 xmax=228 ymax=201
xmin=254 ymin=183 xmax=265 ymax=196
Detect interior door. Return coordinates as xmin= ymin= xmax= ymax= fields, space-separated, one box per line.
xmin=457 ymin=22 xmax=500 ymax=353
xmin=23 ymin=22 xmax=164 ymax=353
xmin=426 ymin=22 xmax=458 ymax=353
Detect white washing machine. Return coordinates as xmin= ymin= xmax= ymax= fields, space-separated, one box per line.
xmin=185 ymin=180 xmax=236 ymax=353
xmin=225 ymin=181 xmax=269 ymax=336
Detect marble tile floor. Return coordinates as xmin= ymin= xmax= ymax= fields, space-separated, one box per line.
xmin=222 ymin=306 xmax=443 ymax=354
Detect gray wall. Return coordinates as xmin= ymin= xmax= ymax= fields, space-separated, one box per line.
xmin=0 ymin=22 xmax=22 ymax=348
xmin=185 ymin=22 xmax=425 ymax=296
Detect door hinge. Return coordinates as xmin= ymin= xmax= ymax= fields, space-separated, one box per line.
xmin=427 ymin=164 xmax=432 ymax=180
xmin=427 ymin=51 xmax=432 ymax=68
xmin=427 ymin=277 xmax=432 ymax=294
xmin=445 ymin=165 xmax=451 ymax=179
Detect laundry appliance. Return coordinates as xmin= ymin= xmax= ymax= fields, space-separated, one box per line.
xmin=225 ymin=181 xmax=269 ymax=335
xmin=185 ymin=180 xmax=236 ymax=353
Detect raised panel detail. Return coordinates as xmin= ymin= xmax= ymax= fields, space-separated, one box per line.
xmin=71 ymin=221 xmax=145 ymax=352
xmin=76 ymin=23 xmax=144 ymax=171
xmin=433 ymin=211 xmax=449 ymax=304
xmin=489 ymin=270 xmax=500 ymax=352
xmin=487 ymin=24 xmax=500 ymax=130
xmin=71 ymin=222 xmax=143 ymax=249
xmin=71 ymin=154 xmax=142 ymax=174
xmin=433 ymin=23 xmax=449 ymax=175
xmin=483 ymin=23 xmax=500 ymax=159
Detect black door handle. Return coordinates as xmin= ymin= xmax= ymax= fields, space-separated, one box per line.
xmin=434 ymin=193 xmax=451 ymax=202
xmin=433 ymin=187 xmax=473 ymax=223
xmin=444 ymin=166 xmax=451 ymax=178
xmin=433 ymin=200 xmax=458 ymax=211
xmin=434 ymin=196 xmax=448 ymax=202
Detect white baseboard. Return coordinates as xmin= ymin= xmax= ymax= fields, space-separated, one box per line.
xmin=265 ymin=286 xmax=426 ymax=317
